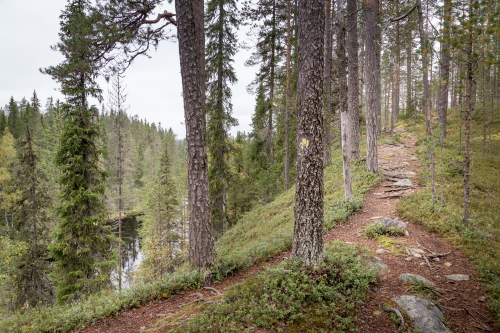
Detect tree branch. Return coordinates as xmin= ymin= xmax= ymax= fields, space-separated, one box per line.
xmin=390 ymin=4 xmax=418 ymax=22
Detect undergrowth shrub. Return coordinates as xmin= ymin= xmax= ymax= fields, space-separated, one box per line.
xmin=173 ymin=241 xmax=378 ymax=333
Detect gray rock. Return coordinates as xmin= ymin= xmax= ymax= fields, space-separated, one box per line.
xmin=378 ymin=217 xmax=409 ymax=236
xmin=445 ymin=274 xmax=469 ymax=281
xmin=392 ymin=179 xmax=413 ymax=187
xmin=379 ymin=217 xmax=407 ymax=229
xmin=366 ymin=256 xmax=390 ymax=280
xmin=376 ymin=249 xmax=387 ymax=254
xmin=392 ymin=295 xmax=451 ymax=333
xmin=399 ymin=273 xmax=435 ymax=286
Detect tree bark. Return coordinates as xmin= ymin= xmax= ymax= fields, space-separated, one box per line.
xmin=391 ymin=19 xmax=401 ymax=136
xmin=284 ymin=0 xmax=292 ymax=191
xmin=417 ymin=0 xmax=431 ymax=135
xmin=323 ymin=0 xmax=333 ymax=165
xmin=437 ymin=0 xmax=451 ymax=139
xmin=365 ymin=0 xmax=378 ymax=173
xmin=346 ymin=0 xmax=361 ymax=159
xmin=337 ymin=0 xmax=352 ymax=200
xmin=292 ymin=0 xmax=325 ymax=266
xmin=176 ymin=0 xmax=216 ymax=270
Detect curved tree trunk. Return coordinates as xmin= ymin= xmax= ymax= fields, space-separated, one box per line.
xmin=292 ymin=0 xmax=325 ymax=266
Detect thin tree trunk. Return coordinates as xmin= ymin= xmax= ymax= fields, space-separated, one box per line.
xmin=337 ymin=0 xmax=352 ymax=200
xmin=391 ymin=19 xmax=400 ymax=136
xmin=292 ymin=0 xmax=325 ymax=266
xmin=323 ymin=0 xmax=333 ymax=165
xmin=417 ymin=0 xmax=431 ymax=135
xmin=346 ymin=0 xmax=361 ymax=159
xmin=176 ymin=0 xmax=216 ymax=271
xmin=406 ymin=34 xmax=412 ymax=115
xmin=284 ymin=0 xmax=292 ymax=191
xmin=267 ymin=0 xmax=277 ymax=164
xmin=437 ymin=0 xmax=451 ymax=139
xmin=375 ymin=0 xmax=382 ymax=137
xmin=365 ymin=0 xmax=378 ymax=173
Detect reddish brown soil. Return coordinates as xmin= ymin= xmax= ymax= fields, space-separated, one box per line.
xmin=77 ymin=131 xmax=497 ymax=333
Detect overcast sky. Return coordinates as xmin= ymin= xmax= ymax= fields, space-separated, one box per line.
xmin=0 ymin=0 xmax=256 ymax=139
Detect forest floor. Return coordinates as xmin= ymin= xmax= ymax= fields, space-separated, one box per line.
xmin=77 ymin=130 xmax=497 ymax=333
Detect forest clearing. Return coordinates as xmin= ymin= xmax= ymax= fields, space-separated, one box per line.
xmin=0 ymin=0 xmax=499 ymax=332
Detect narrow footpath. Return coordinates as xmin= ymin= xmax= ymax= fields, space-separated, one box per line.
xmin=78 ymin=130 xmax=495 ymax=333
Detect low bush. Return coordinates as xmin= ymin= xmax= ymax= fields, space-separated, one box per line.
xmin=172 ymin=241 xmax=378 ymax=333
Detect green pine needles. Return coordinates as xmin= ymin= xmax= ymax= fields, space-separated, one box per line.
xmin=42 ymin=0 xmax=116 ymax=304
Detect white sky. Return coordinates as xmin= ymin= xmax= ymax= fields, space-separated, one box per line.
xmin=0 ymin=0 xmax=256 ymax=139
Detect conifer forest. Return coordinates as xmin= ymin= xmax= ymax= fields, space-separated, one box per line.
xmin=0 ymin=0 xmax=499 ymax=331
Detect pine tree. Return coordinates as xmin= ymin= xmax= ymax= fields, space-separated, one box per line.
xmin=205 ymin=0 xmax=239 ymax=238
xmin=42 ymin=0 xmax=115 ymax=303
xmin=176 ymin=0 xmax=216 ymax=271
xmin=291 ymin=0 xmax=325 ymax=266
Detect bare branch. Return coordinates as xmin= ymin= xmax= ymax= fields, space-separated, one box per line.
xmin=390 ymin=4 xmax=418 ymax=22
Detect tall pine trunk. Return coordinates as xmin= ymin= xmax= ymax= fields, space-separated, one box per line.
xmin=323 ymin=0 xmax=333 ymax=165
xmin=284 ymin=0 xmax=292 ymax=190
xmin=437 ymin=0 xmax=451 ymax=139
xmin=417 ymin=0 xmax=431 ymax=135
xmin=365 ymin=0 xmax=378 ymax=173
xmin=346 ymin=0 xmax=361 ymax=159
xmin=176 ymin=0 xmax=216 ymax=270
xmin=292 ymin=0 xmax=325 ymax=266
xmin=337 ymin=0 xmax=352 ymax=200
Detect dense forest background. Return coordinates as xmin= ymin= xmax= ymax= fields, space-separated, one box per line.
xmin=0 ymin=0 xmax=498 ymax=321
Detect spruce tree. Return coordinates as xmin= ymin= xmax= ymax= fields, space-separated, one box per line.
xmin=137 ymin=138 xmax=180 ymax=282
xmin=205 ymin=0 xmax=239 ymax=237
xmin=7 ymin=97 xmax=20 ymax=139
xmin=12 ymin=127 xmax=54 ymax=307
xmin=42 ymin=0 xmax=115 ymax=303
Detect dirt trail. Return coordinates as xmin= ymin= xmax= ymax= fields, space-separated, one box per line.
xmin=78 ymin=131 xmax=495 ymax=333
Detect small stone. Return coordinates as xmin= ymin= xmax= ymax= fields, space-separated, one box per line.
xmin=410 ymin=156 xmax=418 ymax=161
xmin=399 ymin=273 xmax=435 ymax=286
xmin=479 ymin=296 xmax=486 ymax=302
xmin=370 ymin=216 xmax=383 ymax=219
xmin=405 ymin=257 xmax=412 ymax=261
xmin=445 ymin=274 xmax=469 ymax=281
xmin=376 ymin=249 xmax=387 ymax=254
xmin=444 ymin=262 xmax=452 ymax=267
xmin=392 ymin=179 xmax=413 ymax=187
xmin=411 ymin=252 xmax=422 ymax=258
xmin=433 ymin=257 xmax=441 ymax=262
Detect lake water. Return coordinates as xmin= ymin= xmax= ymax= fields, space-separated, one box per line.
xmin=113 ymin=215 xmax=143 ymax=288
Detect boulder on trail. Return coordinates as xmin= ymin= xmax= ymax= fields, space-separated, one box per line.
xmin=392 ymin=295 xmax=451 ymax=333
xmin=378 ymin=217 xmax=409 ymax=236
xmin=399 ymin=273 xmax=435 ymax=286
